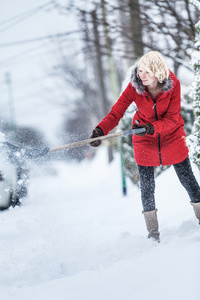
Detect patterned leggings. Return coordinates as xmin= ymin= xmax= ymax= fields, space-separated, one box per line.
xmin=138 ymin=156 xmax=200 ymax=212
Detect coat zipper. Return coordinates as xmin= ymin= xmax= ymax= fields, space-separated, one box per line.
xmin=153 ymin=102 xmax=162 ymax=165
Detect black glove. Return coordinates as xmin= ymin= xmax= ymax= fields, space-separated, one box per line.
xmin=90 ymin=127 xmax=104 ymax=147
xmin=132 ymin=123 xmax=154 ymax=137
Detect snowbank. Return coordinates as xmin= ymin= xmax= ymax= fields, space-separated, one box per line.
xmin=0 ymin=147 xmax=199 ymax=300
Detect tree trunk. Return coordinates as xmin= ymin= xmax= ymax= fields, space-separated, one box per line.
xmin=128 ymin=0 xmax=144 ymax=59
xmin=91 ymin=9 xmax=109 ymax=118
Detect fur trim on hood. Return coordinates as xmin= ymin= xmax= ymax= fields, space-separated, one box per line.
xmin=130 ymin=63 xmax=173 ymax=95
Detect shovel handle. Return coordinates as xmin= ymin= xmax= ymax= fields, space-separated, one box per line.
xmin=49 ymin=128 xmax=146 ymax=153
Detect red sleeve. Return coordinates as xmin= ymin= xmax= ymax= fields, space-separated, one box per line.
xmin=97 ymin=83 xmax=135 ymax=135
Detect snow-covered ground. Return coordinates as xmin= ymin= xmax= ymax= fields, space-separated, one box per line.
xmin=0 ymin=147 xmax=200 ymax=300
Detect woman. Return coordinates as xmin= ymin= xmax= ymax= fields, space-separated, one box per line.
xmin=90 ymin=51 xmax=200 ymax=242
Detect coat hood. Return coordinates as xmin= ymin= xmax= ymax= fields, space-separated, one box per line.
xmin=130 ymin=63 xmax=174 ymax=95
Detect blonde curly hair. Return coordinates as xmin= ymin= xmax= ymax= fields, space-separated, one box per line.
xmin=137 ymin=51 xmax=169 ymax=83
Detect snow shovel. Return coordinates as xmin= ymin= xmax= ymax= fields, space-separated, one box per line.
xmin=49 ymin=127 xmax=146 ymax=153
xmin=1 ymin=128 xmax=146 ymax=158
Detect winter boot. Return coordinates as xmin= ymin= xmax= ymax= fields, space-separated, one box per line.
xmin=143 ymin=209 xmax=160 ymax=242
xmin=191 ymin=202 xmax=200 ymax=224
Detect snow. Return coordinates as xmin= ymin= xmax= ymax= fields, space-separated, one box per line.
xmin=0 ymin=132 xmax=5 ymax=143
xmin=0 ymin=147 xmax=200 ymax=300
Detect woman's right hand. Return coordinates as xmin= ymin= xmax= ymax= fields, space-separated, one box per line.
xmin=90 ymin=127 xmax=104 ymax=147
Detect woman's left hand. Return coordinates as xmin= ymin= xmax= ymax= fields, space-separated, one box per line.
xmin=132 ymin=123 xmax=154 ymax=136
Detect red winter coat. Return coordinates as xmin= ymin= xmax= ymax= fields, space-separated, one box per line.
xmin=97 ymin=65 xmax=189 ymax=166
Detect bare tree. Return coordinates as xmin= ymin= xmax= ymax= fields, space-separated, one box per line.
xmin=140 ymin=0 xmax=197 ymax=74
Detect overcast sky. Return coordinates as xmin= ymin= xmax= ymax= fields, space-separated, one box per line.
xmin=0 ymin=0 xmax=78 ymax=145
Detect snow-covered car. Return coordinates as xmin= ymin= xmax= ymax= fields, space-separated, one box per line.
xmin=0 ymin=136 xmax=29 ymax=210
